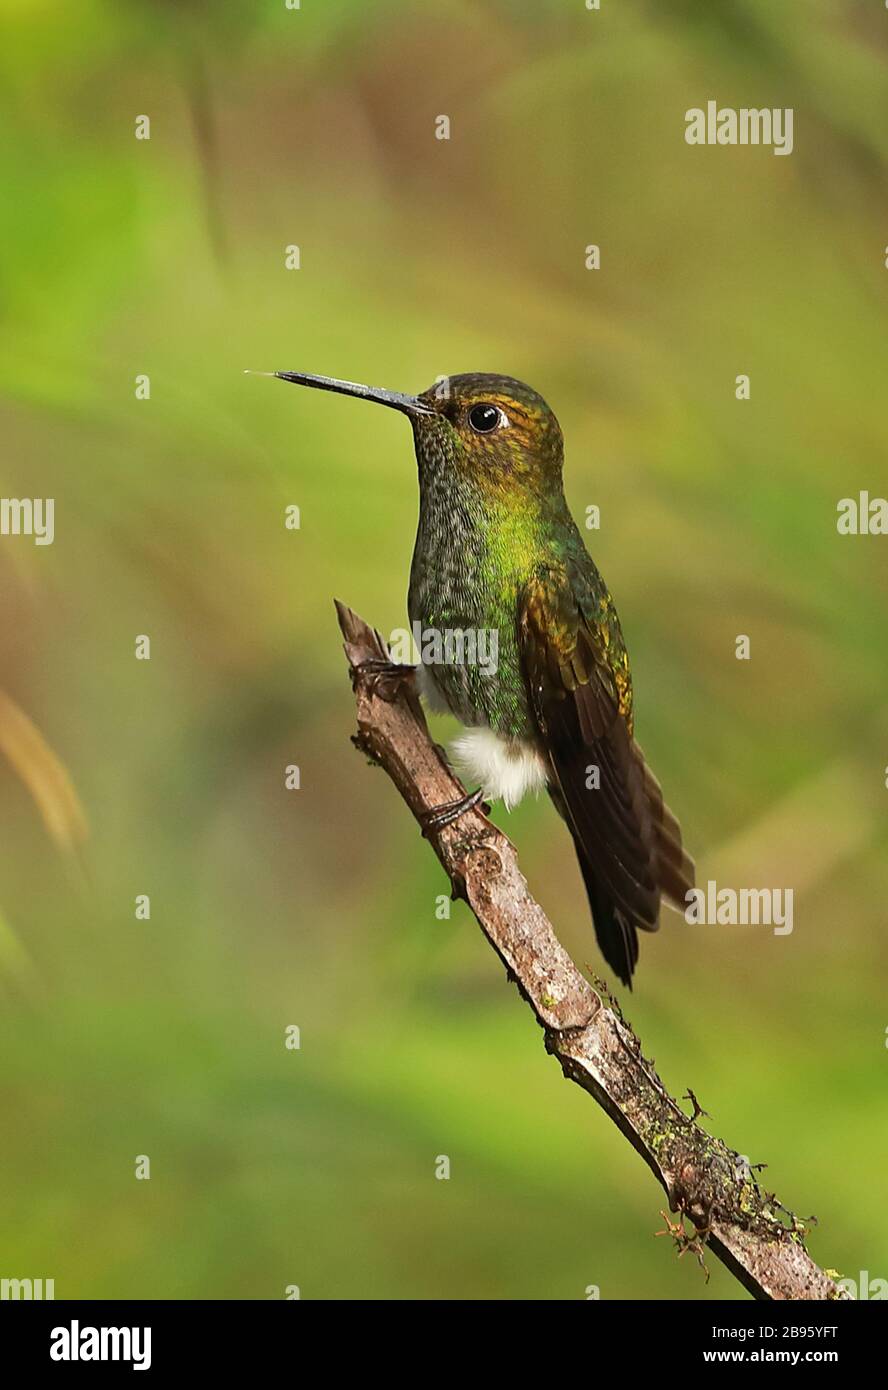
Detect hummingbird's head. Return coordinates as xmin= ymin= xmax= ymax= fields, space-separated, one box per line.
xmin=412 ymin=373 xmax=564 ymax=496
xmin=265 ymin=370 xmax=564 ymax=499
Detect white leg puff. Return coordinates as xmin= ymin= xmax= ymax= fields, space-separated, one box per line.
xmin=449 ymin=727 xmax=548 ymax=812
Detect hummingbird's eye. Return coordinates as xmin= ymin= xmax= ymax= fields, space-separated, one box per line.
xmin=468 ymin=402 xmax=504 ymax=434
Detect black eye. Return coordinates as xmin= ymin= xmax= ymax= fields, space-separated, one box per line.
xmin=468 ymin=403 xmax=502 ymax=434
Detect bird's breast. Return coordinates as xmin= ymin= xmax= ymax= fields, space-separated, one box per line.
xmin=407 ymin=533 xmax=533 ymax=738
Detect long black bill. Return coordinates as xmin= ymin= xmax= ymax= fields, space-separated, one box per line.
xmin=268 ymin=371 xmax=436 ymax=418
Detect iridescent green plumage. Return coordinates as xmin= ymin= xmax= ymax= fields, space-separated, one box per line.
xmin=274 ymin=369 xmax=694 ymax=985
xmin=407 ymin=375 xmax=630 ymax=737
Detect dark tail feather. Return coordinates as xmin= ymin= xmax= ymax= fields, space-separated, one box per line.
xmin=547 ymin=758 xmax=694 ymax=988
xmin=637 ymin=751 xmax=695 ymax=912
xmin=572 ymin=838 xmax=638 ymax=989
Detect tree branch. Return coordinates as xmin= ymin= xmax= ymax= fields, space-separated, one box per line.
xmin=334 ymin=600 xmax=846 ymax=1302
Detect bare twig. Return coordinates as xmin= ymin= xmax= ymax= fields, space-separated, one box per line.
xmin=335 ymin=601 xmax=847 ymax=1302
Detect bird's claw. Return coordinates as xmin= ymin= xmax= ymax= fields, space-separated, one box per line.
xmin=419 ymin=786 xmax=488 ymax=838
xmin=355 ymin=658 xmax=416 ymax=702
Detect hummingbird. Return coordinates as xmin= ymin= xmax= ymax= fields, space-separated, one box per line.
xmin=268 ymin=370 xmax=694 ymax=986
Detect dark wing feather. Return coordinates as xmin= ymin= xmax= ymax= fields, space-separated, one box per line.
xmin=519 ymin=566 xmax=694 ymax=985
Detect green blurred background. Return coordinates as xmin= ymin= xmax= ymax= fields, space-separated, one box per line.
xmin=1 ymin=0 xmax=886 ymax=1300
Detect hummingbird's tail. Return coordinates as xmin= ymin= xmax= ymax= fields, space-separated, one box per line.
xmin=548 ymin=755 xmax=695 ymax=989
xmin=570 ymin=843 xmax=639 ymax=988
xmin=518 ymin=571 xmax=694 ymax=986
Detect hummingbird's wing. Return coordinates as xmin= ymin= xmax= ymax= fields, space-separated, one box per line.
xmin=519 ymin=565 xmax=694 ymax=986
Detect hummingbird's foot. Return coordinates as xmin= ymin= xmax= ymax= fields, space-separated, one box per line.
xmin=355 ymin=658 xmax=416 ymax=702
xmin=419 ymin=786 xmax=488 ymax=838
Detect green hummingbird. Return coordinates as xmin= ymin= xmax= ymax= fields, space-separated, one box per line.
xmin=270 ymin=370 xmax=694 ymax=986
